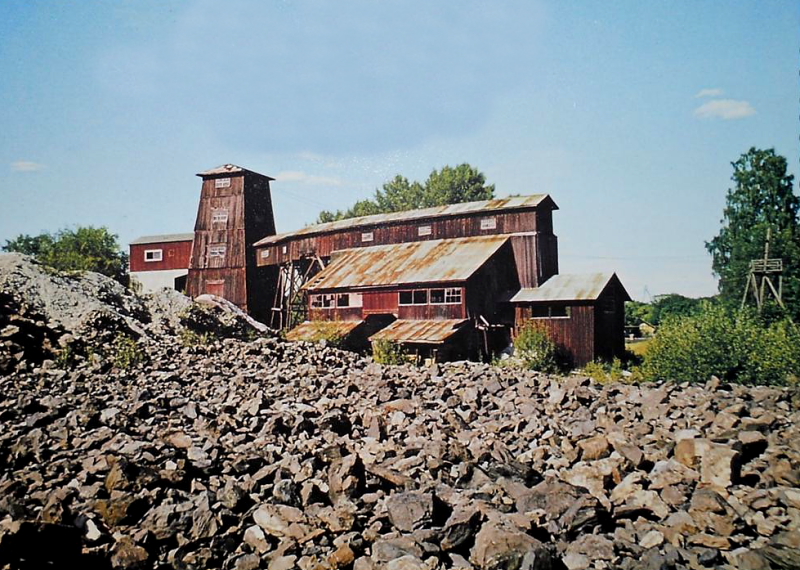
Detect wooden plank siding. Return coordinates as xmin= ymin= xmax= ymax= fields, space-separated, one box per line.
xmin=187 ymin=168 xmax=277 ymax=320
xmin=516 ymin=304 xmax=596 ymax=367
xmin=256 ymin=209 xmax=551 ymax=268
xmin=130 ymin=240 xmax=193 ymax=273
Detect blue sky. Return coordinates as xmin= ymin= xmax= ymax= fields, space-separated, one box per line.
xmin=1 ymin=1 xmax=797 ymax=300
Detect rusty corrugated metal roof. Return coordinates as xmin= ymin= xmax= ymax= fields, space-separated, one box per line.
xmin=303 ymin=235 xmax=509 ymax=291
xmin=286 ymin=320 xmax=364 ymax=342
xmin=510 ymin=273 xmax=629 ymax=302
xmin=130 ymin=233 xmax=195 ymax=245
xmin=369 ymin=319 xmax=468 ymax=344
xmin=254 ymin=194 xmax=557 ymax=247
xmin=196 ymin=164 xmax=274 ymax=180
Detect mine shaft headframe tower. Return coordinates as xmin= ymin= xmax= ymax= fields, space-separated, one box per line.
xmin=741 ymin=228 xmax=785 ymax=313
xmin=270 ymin=255 xmax=326 ymax=331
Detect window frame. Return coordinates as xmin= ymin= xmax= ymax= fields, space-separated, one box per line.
xmin=418 ymin=225 xmax=432 ymax=237
xmin=144 ymin=249 xmax=163 ymax=262
xmin=530 ymin=305 xmax=572 ymax=319
xmin=211 ymin=209 xmax=229 ymax=224
xmin=361 ymin=231 xmax=374 ymax=243
xmin=208 ymin=244 xmax=227 ymax=258
xmin=480 ymin=216 xmax=497 ymax=230
xmin=215 ymin=177 xmax=231 ymax=189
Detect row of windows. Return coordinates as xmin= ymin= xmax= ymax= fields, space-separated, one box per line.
xmin=530 ymin=306 xmax=571 ymax=319
xmin=399 ymin=288 xmax=462 ymax=306
xmin=357 ymin=217 xmax=498 ymax=243
xmin=310 ymin=293 xmax=363 ymax=309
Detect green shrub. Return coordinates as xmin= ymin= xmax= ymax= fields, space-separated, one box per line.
xmin=301 ymin=321 xmax=348 ymax=348
xmin=514 ymin=321 xmax=558 ymax=373
xmin=642 ymin=303 xmax=800 ymax=385
xmin=372 ymin=339 xmax=407 ymax=365
xmin=113 ymin=335 xmax=147 ymax=369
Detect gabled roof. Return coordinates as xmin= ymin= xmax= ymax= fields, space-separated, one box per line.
xmin=303 ymin=235 xmax=510 ymax=291
xmin=254 ymin=194 xmax=557 ymax=247
xmin=510 ymin=273 xmax=631 ymax=303
xmin=196 ymin=164 xmax=275 ymax=180
xmin=369 ymin=319 xmax=468 ymax=345
xmin=130 ymin=233 xmax=195 ymax=246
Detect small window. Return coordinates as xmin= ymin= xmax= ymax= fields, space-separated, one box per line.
xmin=212 ymin=209 xmax=229 ymax=224
xmin=260 ymin=249 xmax=271 ymax=259
xmin=311 ymin=295 xmax=323 ymax=309
xmin=480 ymin=217 xmax=497 ymax=230
xmin=444 ymin=288 xmax=462 ymax=304
xmin=208 ymin=244 xmax=226 ymax=258
xmin=430 ymin=289 xmax=445 ymax=304
xmin=418 ymin=225 xmax=432 ymax=237
xmin=361 ymin=231 xmax=374 ymax=243
xmin=399 ymin=290 xmax=428 ymax=305
xmin=337 ymin=293 xmax=350 ymax=307
xmin=215 ymin=178 xmax=231 ymax=188
xmin=531 ymin=305 xmax=571 ymax=319
xmin=282 ymin=246 xmax=288 ymax=254
xmin=144 ymin=249 xmax=163 ymax=262
xmin=321 ymin=294 xmax=335 ymax=308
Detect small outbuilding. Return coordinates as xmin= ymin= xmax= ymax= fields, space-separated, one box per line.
xmin=510 ymin=272 xmax=631 ymax=367
xmin=129 ymin=233 xmax=194 ymax=293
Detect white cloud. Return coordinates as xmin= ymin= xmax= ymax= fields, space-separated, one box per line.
xmin=695 ymin=88 xmax=724 ymax=98
xmin=11 ymin=161 xmax=46 ymax=172
xmin=276 ymin=170 xmax=343 ymax=187
xmin=694 ymin=99 xmax=756 ymax=120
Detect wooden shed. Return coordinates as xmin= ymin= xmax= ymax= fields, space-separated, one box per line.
xmin=186 ymin=164 xmax=278 ymax=321
xmin=129 ymin=233 xmax=194 ymax=293
xmin=510 ymin=273 xmax=631 ymax=367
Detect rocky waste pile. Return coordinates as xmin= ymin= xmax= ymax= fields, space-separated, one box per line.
xmin=1 ymin=254 xmax=800 ymax=570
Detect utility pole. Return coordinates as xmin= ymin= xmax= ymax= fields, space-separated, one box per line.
xmin=741 ymin=228 xmax=785 ymax=312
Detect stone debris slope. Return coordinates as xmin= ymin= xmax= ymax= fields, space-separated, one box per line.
xmin=1 ymin=254 xmax=799 ymax=570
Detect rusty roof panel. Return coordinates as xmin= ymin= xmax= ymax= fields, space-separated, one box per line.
xmin=130 ymin=233 xmax=195 ymax=245
xmin=369 ymin=319 xmax=468 ymax=344
xmin=254 ymin=194 xmax=556 ymax=246
xmin=286 ymin=320 xmax=364 ymax=342
xmin=510 ymin=273 xmax=623 ymax=302
xmin=303 ymin=235 xmax=509 ymax=291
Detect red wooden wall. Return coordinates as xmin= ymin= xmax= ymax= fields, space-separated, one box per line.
xmin=130 ymin=240 xmax=193 ymax=273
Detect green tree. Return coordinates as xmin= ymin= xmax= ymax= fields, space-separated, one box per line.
xmin=316 ymin=163 xmax=495 ymax=223
xmin=3 ymin=226 xmax=129 ymax=285
xmin=706 ymin=148 xmax=800 ymax=321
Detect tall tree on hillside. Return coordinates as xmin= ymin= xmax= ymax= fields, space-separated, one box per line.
xmin=706 ymin=147 xmax=800 ymax=320
xmin=3 ymin=226 xmax=129 ymax=285
xmin=316 ymin=163 xmax=495 ymax=223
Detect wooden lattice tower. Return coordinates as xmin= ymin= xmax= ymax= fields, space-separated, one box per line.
xmin=741 ymin=228 xmax=785 ymax=312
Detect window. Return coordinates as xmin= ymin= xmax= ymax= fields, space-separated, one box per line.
xmin=349 ymin=293 xmax=363 ymax=308
xmin=361 ymin=231 xmax=374 ymax=243
xmin=531 ymin=305 xmax=571 ymax=319
xmin=144 ymin=249 xmax=163 ymax=262
xmin=430 ymin=289 xmax=445 ymax=304
xmin=418 ymin=225 xmax=432 ymax=237
xmin=480 ymin=217 xmax=497 ymax=230
xmin=337 ymin=293 xmax=350 ymax=307
xmin=444 ymin=288 xmax=462 ymax=304
xmin=212 ymin=209 xmax=229 ymax=224
xmin=282 ymin=246 xmax=288 ymax=254
xmin=208 ymin=244 xmax=226 ymax=258
xmin=399 ymin=290 xmax=428 ymax=305
xmin=215 ymin=177 xmax=231 ymax=188
xmin=260 ymin=249 xmax=271 ymax=259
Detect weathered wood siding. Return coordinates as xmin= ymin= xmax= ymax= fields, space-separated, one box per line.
xmin=187 ymin=170 xmax=276 ymax=320
xmin=130 ymin=240 xmax=193 ymax=273
xmin=515 ymin=304 xmax=596 ymax=367
xmin=466 ymin=242 xmax=520 ymax=321
xmin=593 ymin=281 xmax=627 ymax=362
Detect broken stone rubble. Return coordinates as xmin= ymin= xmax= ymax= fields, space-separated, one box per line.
xmin=1 ymin=254 xmax=800 ymax=569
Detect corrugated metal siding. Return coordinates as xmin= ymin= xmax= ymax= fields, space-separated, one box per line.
xmin=130 ymin=240 xmax=193 ymax=273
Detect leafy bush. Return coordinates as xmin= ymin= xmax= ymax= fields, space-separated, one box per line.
xmin=299 ymin=321 xmax=348 ymax=348
xmin=372 ymin=339 xmax=407 ymax=365
xmin=642 ymin=304 xmax=800 ymax=385
xmin=514 ymin=321 xmax=558 ymax=373
xmin=113 ymin=335 xmax=147 ymax=369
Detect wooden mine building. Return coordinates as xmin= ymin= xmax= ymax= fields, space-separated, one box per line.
xmin=130 ymin=164 xmax=629 ymax=366
xmin=185 ymin=164 xmax=278 ymax=321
